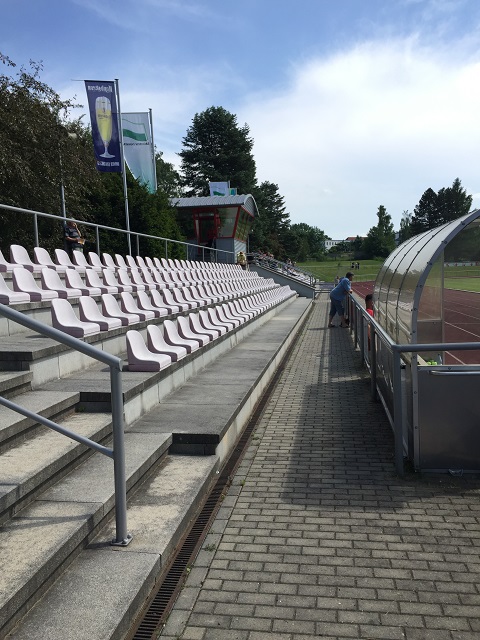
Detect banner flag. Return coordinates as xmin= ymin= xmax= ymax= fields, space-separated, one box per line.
xmin=121 ymin=112 xmax=156 ymax=193
xmin=209 ymin=181 xmax=230 ymax=197
xmin=84 ymin=81 xmax=122 ymax=173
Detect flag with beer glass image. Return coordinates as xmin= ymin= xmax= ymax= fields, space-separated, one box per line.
xmin=121 ymin=112 xmax=156 ymax=193
xmin=84 ymin=80 xmax=122 ymax=172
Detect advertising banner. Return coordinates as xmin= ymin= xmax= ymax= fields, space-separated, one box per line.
xmin=209 ymin=181 xmax=230 ymax=197
xmin=121 ymin=112 xmax=156 ymax=193
xmin=84 ymin=80 xmax=122 ymax=173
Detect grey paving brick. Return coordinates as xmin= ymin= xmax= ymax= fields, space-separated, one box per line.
xmin=158 ymin=298 xmax=480 ymax=640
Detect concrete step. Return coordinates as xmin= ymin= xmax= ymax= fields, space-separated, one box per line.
xmin=0 ymin=371 xmax=32 ymax=398
xmin=0 ymin=412 xmax=113 ymax=523
xmin=0 ymin=430 xmax=173 ymax=637
xmin=0 ymin=390 xmax=79 ymax=452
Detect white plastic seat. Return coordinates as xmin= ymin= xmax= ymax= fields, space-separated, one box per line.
xmin=0 ymin=273 xmax=30 ymax=304
xmin=125 ymin=255 xmax=138 ymax=271
xmin=162 ymin=289 xmax=190 ymax=311
xmin=199 ymin=309 xmax=225 ymax=336
xmin=102 ymin=294 xmax=140 ymax=326
xmin=211 ymin=306 xmax=237 ymax=330
xmin=120 ymin=292 xmax=155 ymax=322
xmin=78 ymin=296 xmax=122 ymax=331
xmin=150 ymin=289 xmax=180 ymax=314
xmin=144 ymin=257 xmax=156 ymax=272
xmin=34 ymin=247 xmax=70 ymax=274
xmin=103 ymin=268 xmax=132 ymax=292
xmin=136 ymin=256 xmax=150 ymax=272
xmin=116 ymin=269 xmax=145 ymax=292
xmin=12 ymin=268 xmax=58 ymax=301
xmin=55 ymin=248 xmax=86 ymax=274
xmin=128 ymin=268 xmax=150 ymax=291
xmin=85 ymin=269 xmax=118 ymax=294
xmin=51 ymin=299 xmax=100 ymax=337
xmin=126 ymin=330 xmax=172 ymax=372
xmin=147 ymin=324 xmax=187 ymax=361
xmin=136 ymin=291 xmax=168 ymax=318
xmin=153 ymin=257 xmax=164 ymax=271
xmin=170 ymin=288 xmax=198 ymax=310
xmin=177 ymin=314 xmax=211 ymax=346
xmin=148 ymin=269 xmax=167 ymax=289
xmin=10 ymin=245 xmax=43 ymax=273
xmin=102 ymin=253 xmax=118 ymax=270
xmin=188 ymin=286 xmax=213 ymax=305
xmin=0 ymin=249 xmax=21 ymax=273
xmin=163 ymin=319 xmax=200 ymax=354
xmin=138 ymin=269 xmax=160 ymax=290
xmin=88 ymin=252 xmax=106 ymax=271
xmin=72 ymin=251 xmax=102 ymax=272
xmin=41 ymin=268 xmax=82 ymax=299
xmin=64 ymin=269 xmax=101 ymax=296
xmin=114 ymin=254 xmax=131 ymax=271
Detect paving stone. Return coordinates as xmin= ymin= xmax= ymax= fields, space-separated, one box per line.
xmin=157 ymin=297 xmax=480 ymax=639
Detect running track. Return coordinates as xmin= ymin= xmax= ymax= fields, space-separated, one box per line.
xmin=352 ymin=281 xmax=480 ymax=365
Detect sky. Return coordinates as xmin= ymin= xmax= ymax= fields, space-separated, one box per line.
xmin=2 ymin=0 xmax=480 ymax=239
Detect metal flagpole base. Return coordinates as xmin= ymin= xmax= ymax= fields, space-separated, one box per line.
xmin=111 ymin=533 xmax=133 ymax=547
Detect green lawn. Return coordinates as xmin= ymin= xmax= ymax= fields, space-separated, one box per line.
xmin=445 ymin=278 xmax=480 ymax=292
xmin=296 ymin=259 xmax=383 ymax=283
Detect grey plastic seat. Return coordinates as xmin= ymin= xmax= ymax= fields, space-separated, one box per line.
xmin=41 ymin=268 xmax=82 ymax=299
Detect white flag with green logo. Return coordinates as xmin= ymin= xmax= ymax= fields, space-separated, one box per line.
xmin=121 ymin=112 xmax=156 ymax=193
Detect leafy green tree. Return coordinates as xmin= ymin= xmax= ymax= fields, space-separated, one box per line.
xmin=0 ymin=53 xmax=101 ymax=252
xmin=410 ymin=179 xmax=472 ymax=236
xmin=363 ymin=205 xmax=396 ymax=258
xmin=250 ymin=181 xmax=290 ymax=256
xmin=155 ymin=151 xmax=183 ymax=197
xmin=179 ymin=106 xmax=256 ymax=196
xmin=398 ymin=210 xmax=412 ymax=244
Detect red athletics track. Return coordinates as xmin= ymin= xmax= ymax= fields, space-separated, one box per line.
xmin=351 ymin=281 xmax=480 ymax=365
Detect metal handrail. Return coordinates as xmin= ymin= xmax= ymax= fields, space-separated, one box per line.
xmin=0 ymin=202 xmax=235 ymax=263
xmin=249 ymin=252 xmax=317 ymax=286
xmin=0 ymin=302 xmax=131 ymax=546
xmin=347 ymin=294 xmax=480 ymax=477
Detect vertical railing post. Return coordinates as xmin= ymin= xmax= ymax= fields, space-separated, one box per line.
xmin=370 ymin=325 xmax=377 ymax=400
xmin=109 ymin=365 xmax=131 ymax=546
xmin=392 ymin=349 xmax=405 ymax=477
xmin=34 ymin=214 xmax=39 ymax=247
xmin=136 ymin=234 xmax=140 ymax=257
xmin=95 ymin=225 xmax=100 ymax=256
xmin=359 ymin=311 xmax=365 ymax=361
xmin=165 ymin=239 xmax=168 ymax=259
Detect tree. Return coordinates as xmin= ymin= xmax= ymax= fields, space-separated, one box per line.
xmin=398 ymin=210 xmax=412 ymax=244
xmin=155 ymin=151 xmax=183 ymax=197
xmin=250 ymin=181 xmax=290 ymax=256
xmin=179 ymin=106 xmax=256 ymax=196
xmin=410 ymin=179 xmax=472 ymax=236
xmin=363 ymin=205 xmax=396 ymax=258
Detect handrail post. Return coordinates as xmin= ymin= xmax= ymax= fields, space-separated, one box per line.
xmin=136 ymin=234 xmax=140 ymax=257
xmin=165 ymin=239 xmax=168 ymax=259
xmin=110 ymin=365 xmax=131 ymax=546
xmin=34 ymin=214 xmax=39 ymax=247
xmin=95 ymin=225 xmax=100 ymax=255
xmin=359 ymin=311 xmax=365 ymax=360
xmin=370 ymin=325 xmax=377 ymax=400
xmin=392 ymin=349 xmax=405 ymax=477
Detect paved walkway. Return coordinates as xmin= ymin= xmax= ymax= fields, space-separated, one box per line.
xmin=160 ymin=294 xmax=480 ymax=640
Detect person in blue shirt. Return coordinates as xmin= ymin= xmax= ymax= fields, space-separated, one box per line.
xmin=328 ymin=271 xmax=354 ymax=328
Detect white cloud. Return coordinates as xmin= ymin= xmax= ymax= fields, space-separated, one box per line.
xmin=239 ymin=38 xmax=480 ymax=237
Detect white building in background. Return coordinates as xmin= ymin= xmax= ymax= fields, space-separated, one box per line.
xmin=324 ymin=239 xmax=343 ymax=250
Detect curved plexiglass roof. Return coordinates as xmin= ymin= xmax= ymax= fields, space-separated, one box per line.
xmin=374 ymin=209 xmax=480 ymax=346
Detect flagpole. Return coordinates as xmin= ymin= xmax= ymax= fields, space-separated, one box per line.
xmin=115 ymin=78 xmax=132 ymax=255
xmin=149 ymin=108 xmax=157 ymax=193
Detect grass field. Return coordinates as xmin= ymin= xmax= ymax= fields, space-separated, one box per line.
xmin=296 ymin=259 xmax=382 ymax=283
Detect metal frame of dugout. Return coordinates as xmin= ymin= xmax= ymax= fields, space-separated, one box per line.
xmin=348 ymin=209 xmax=480 ymax=474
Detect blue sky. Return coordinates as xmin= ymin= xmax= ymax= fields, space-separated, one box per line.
xmin=2 ymin=0 xmax=480 ymax=238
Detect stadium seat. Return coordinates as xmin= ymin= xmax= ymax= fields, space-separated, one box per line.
xmin=101 ymin=294 xmax=140 ymax=326
xmin=146 ymin=324 xmax=187 ymax=361
xmin=119 ymin=291 xmax=155 ymax=322
xmin=199 ymin=309 xmax=226 ymax=336
xmin=41 ymin=268 xmax=82 ymax=299
xmin=136 ymin=290 xmax=168 ymax=318
xmin=187 ymin=312 xmax=217 ymax=343
xmin=84 ymin=269 xmax=119 ymax=294
xmin=102 ymin=268 xmax=132 ymax=292
xmin=126 ymin=330 xmax=172 ymax=372
xmin=55 ymin=249 xmax=86 ymax=274
xmin=72 ymin=251 xmax=102 ymax=273
xmin=51 ymin=298 xmax=100 ymax=338
xmin=12 ymin=268 xmax=59 ymax=301
xmin=10 ymin=245 xmax=43 ymax=273
xmin=0 ymin=249 xmax=19 ymax=273
xmin=78 ymin=296 xmax=122 ymax=331
xmin=163 ymin=319 xmax=200 ymax=354
xmin=102 ymin=253 xmax=118 ymax=270
xmin=0 ymin=273 xmax=30 ymax=304
xmin=34 ymin=247 xmax=71 ymax=274
xmin=150 ymin=289 xmax=180 ymax=314
xmin=64 ymin=269 xmax=101 ymax=296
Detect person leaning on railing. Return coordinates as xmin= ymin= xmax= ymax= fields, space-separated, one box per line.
xmin=328 ymin=271 xmax=354 ymax=328
xmin=64 ymin=218 xmax=85 ymax=257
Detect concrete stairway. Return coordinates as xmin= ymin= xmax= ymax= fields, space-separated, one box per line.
xmin=0 ymin=282 xmax=312 ymax=638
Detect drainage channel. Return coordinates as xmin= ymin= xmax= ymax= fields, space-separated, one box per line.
xmin=126 ymin=312 xmax=309 ymax=640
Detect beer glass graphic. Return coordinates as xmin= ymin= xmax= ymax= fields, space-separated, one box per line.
xmin=95 ymin=96 xmax=114 ymax=158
